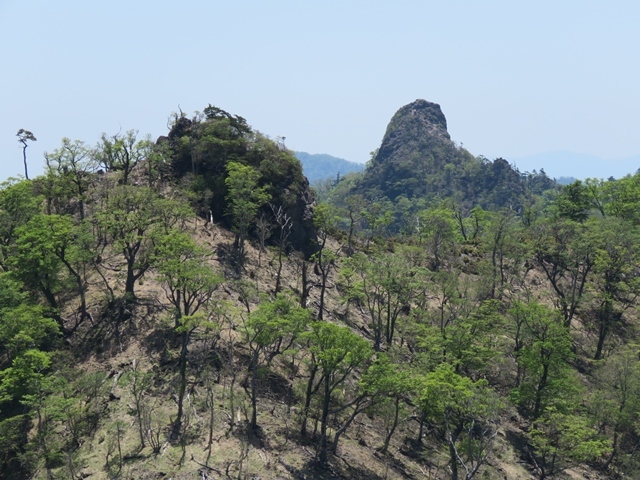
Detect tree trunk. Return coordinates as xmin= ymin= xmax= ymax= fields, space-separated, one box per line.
xmin=318 ymin=266 xmax=328 ymax=320
xmin=275 ymin=243 xmax=284 ymax=293
xmin=125 ymin=261 xmax=137 ymax=297
xmin=534 ymin=362 xmax=550 ymax=418
xmin=382 ymin=397 xmax=400 ymax=453
xmin=250 ymin=349 xmax=259 ymax=430
xmin=301 ymin=365 xmax=318 ymax=437
xmin=417 ymin=410 xmax=426 ymax=446
xmin=319 ymin=375 xmax=331 ymax=464
xmin=22 ymin=146 xmax=29 ymax=180
xmin=175 ymin=329 xmax=188 ymax=437
xmin=300 ymin=260 xmax=310 ymax=309
xmin=595 ymin=300 xmax=612 ymax=360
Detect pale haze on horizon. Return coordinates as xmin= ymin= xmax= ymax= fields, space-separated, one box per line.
xmin=1 ymin=0 xmax=639 ymax=182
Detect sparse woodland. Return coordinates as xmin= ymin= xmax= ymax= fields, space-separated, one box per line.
xmin=2 ymin=106 xmax=640 ymax=480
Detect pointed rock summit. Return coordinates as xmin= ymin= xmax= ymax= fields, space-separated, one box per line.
xmin=380 ymin=99 xmax=450 ymax=154
xmin=351 ymin=99 xmax=554 ymax=209
xmin=361 ymin=99 xmax=468 ymax=200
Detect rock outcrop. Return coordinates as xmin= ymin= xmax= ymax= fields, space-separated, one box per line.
xmin=360 ymin=99 xmax=472 ymax=200
xmin=161 ymin=107 xmax=317 ymax=256
xmin=354 ymin=99 xmax=553 ymax=209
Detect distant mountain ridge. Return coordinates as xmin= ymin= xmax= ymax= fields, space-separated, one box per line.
xmin=507 ymin=151 xmax=640 ymax=180
xmin=294 ymin=151 xmax=365 ymax=183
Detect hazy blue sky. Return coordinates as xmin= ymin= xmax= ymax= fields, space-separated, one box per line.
xmin=1 ymin=1 xmax=639 ymax=181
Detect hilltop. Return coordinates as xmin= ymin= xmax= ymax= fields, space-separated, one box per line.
xmin=349 ymin=99 xmax=555 ymax=211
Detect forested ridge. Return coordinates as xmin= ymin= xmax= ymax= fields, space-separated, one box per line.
xmin=1 ymin=105 xmax=640 ymax=480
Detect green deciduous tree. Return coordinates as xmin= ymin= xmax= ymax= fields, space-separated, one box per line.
xmin=417 ymin=206 xmax=459 ymax=271
xmin=10 ymin=217 xmax=66 ymax=317
xmin=0 ymin=179 xmax=42 ymax=269
xmin=154 ymin=230 xmax=222 ymax=326
xmin=121 ymin=361 xmax=154 ymax=449
xmin=530 ymin=218 xmax=596 ymax=328
xmin=590 ymin=346 xmax=640 ymax=470
xmin=244 ymin=295 xmax=310 ymax=430
xmin=94 ymin=130 xmax=150 ymax=185
xmin=95 ymin=185 xmax=191 ymax=298
xmin=225 ymin=162 xmax=270 ymax=258
xmin=11 ymin=215 xmax=94 ymax=326
xmin=44 ymin=138 xmax=96 ymax=220
xmin=509 ymin=303 xmax=575 ymax=418
xmin=301 ymin=322 xmax=372 ymax=464
xmin=311 ymin=203 xmax=339 ymax=319
xmin=529 ymin=408 xmax=610 ymax=479
xmin=417 ymin=363 xmax=504 ymax=480
xmin=343 ymin=249 xmax=422 ymax=350
xmin=589 ymin=218 xmax=640 ymax=359
xmin=153 ymin=231 xmax=222 ymax=437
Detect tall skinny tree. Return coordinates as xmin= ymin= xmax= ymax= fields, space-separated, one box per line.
xmin=16 ymin=129 xmax=36 ymax=180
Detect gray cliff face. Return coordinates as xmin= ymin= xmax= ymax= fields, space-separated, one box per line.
xmin=375 ymin=100 xmax=452 ymax=165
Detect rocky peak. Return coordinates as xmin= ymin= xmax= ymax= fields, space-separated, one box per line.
xmin=396 ymin=99 xmax=449 ymax=137
xmin=377 ymin=99 xmax=451 ymax=162
xmin=359 ymin=100 xmax=462 ymax=200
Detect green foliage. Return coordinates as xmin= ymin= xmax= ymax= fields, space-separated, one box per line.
xmin=225 ymin=161 xmax=270 ymax=254
xmin=246 ymin=295 xmax=310 ymax=354
xmin=43 ymin=138 xmax=96 ymax=219
xmin=245 ymin=295 xmax=311 ymax=429
xmin=303 ymin=321 xmax=372 ymax=462
xmin=417 ymin=363 xmax=504 ymax=479
xmin=7 ymin=105 xmax=640 ymax=479
xmin=95 ymin=185 xmax=191 ymax=296
xmin=153 ymin=230 xmax=222 ymax=324
xmin=94 ymin=130 xmax=150 ymax=184
xmin=444 ymin=300 xmax=506 ymax=376
xmin=590 ymin=217 xmax=640 ymax=359
xmin=342 ymin=249 xmax=425 ymax=350
xmin=509 ymin=303 xmax=576 ymax=418
xmin=0 ymin=349 xmax=51 ymax=405
xmin=0 ymin=414 xmax=28 ymax=476
xmin=602 ymin=173 xmax=640 ymax=223
xmin=0 ymin=303 xmax=58 ymax=363
xmin=417 ymin=206 xmax=459 ymax=270
xmin=529 ymin=217 xmax=597 ymax=327
xmin=0 ymin=179 xmax=42 ymax=267
xmin=306 ymin=321 xmax=372 ymax=378
xmin=530 ymin=408 xmax=610 ymax=478
xmin=553 ymin=180 xmax=592 ymax=222
xmin=166 ymin=106 xmax=309 ymax=250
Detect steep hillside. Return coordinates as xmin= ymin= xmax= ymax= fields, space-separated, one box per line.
xmin=3 ymin=104 xmax=640 ymax=480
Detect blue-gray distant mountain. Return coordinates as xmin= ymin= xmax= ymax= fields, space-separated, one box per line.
xmin=295 ymin=152 xmax=365 ymax=183
xmin=556 ymin=176 xmax=578 ymax=185
xmin=508 ymin=151 xmax=640 ymax=180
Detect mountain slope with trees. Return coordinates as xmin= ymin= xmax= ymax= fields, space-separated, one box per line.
xmin=1 ymin=103 xmax=640 ymax=480
xmin=345 ymin=99 xmax=555 ymax=212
